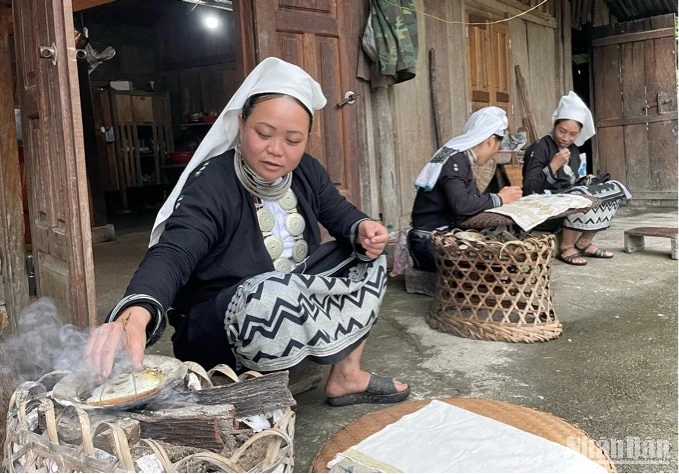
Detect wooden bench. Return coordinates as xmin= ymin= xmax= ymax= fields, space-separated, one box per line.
xmin=623 ymin=227 xmax=677 ymax=260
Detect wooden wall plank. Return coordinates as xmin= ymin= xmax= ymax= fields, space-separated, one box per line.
xmin=509 ymin=19 xmax=530 ymax=131
xmin=623 ymin=124 xmax=650 ymax=192
xmin=526 ymin=21 xmax=556 ymax=133
xmin=592 ymin=45 xmax=622 ymax=121
xmin=648 ymin=120 xmax=678 ymax=192
xmin=620 ymin=40 xmax=646 ymax=118
xmin=596 ymin=126 xmax=625 ymax=180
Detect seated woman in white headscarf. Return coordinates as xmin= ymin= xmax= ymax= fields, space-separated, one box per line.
xmin=83 ymin=57 xmax=409 ymax=407
xmin=522 ymin=91 xmax=631 ymax=266
xmin=409 ymin=106 xmax=523 ymax=273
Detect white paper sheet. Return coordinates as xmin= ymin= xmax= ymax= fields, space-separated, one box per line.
xmin=329 ymin=400 xmax=609 ymax=473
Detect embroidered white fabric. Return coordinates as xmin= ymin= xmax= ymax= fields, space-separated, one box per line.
xmin=262 ymin=199 xmax=298 ymax=270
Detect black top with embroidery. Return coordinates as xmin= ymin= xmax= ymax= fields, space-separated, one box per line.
xmin=124 ymin=149 xmax=368 ymax=314
xmin=410 ymin=150 xmax=500 ymax=231
xmin=522 ymin=134 xmax=581 ymax=196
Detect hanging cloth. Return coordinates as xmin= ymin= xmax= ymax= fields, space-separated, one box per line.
xmin=361 ymin=0 xmax=418 ymax=86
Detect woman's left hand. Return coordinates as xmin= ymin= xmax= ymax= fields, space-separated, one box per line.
xmin=357 ymin=220 xmax=389 ymax=259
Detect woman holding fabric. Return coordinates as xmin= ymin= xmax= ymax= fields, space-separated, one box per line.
xmin=83 ymin=57 xmax=409 ymax=407
xmin=522 ymin=91 xmax=631 ymax=265
xmin=408 ymin=106 xmax=523 ymax=273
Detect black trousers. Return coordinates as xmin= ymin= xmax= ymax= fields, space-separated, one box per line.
xmin=407 ymin=230 xmax=437 ymax=273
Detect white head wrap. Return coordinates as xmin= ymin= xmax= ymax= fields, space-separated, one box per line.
xmin=148 ymin=57 xmax=327 ymax=246
xmin=552 ymin=91 xmax=595 ymax=147
xmin=414 ymin=106 xmax=508 ymax=191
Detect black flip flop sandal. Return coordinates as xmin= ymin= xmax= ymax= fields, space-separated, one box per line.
xmin=326 ymin=373 xmax=411 ymax=407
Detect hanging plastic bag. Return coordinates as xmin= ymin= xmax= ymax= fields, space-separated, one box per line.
xmin=389 ymin=229 xmax=410 ymax=277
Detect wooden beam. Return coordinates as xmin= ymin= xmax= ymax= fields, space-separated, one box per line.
xmin=72 ymin=0 xmax=118 ymax=12
xmin=591 ymin=28 xmax=674 ymax=47
xmin=467 ymin=0 xmax=558 ymax=29
xmin=597 ymin=112 xmax=678 ymax=128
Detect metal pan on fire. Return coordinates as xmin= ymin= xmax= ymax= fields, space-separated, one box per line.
xmin=52 ymin=355 xmax=187 ymax=410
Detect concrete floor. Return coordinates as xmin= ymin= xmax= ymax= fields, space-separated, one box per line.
xmin=93 ymin=206 xmax=678 ymax=473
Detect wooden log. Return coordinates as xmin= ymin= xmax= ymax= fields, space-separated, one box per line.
xmin=0 ymin=365 xmax=22 ymax=452
xmin=129 ymin=403 xmax=236 ymax=451
xmin=56 ymin=411 xmax=141 ymax=453
xmin=515 ymin=65 xmax=540 ymax=142
xmin=193 ymin=371 xmax=296 ymax=418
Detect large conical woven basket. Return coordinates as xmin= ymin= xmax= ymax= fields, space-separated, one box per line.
xmin=427 ymin=230 xmax=562 ymax=343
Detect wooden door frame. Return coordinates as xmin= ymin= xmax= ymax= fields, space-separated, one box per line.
xmin=13 ymin=0 xmax=97 ymax=328
xmin=0 ymin=4 xmax=30 ymax=332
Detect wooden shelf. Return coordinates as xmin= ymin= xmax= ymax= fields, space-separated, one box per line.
xmin=180 ymin=122 xmax=213 ymax=128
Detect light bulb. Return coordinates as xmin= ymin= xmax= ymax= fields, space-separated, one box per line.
xmin=204 ymin=15 xmax=219 ymax=29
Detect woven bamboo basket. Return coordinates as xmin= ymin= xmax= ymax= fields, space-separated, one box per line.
xmin=2 ymin=364 xmax=295 ymax=473
xmin=427 ymin=230 xmax=562 ymax=343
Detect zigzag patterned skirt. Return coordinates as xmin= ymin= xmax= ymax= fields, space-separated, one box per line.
xmin=223 ymin=242 xmax=388 ymax=372
xmin=561 ymin=180 xmax=631 ymax=232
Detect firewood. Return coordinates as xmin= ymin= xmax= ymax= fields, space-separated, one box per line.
xmin=129 ymin=403 xmax=236 ymax=451
xmin=193 ymin=371 xmax=295 ymax=418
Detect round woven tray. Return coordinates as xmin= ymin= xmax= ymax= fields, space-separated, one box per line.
xmin=310 ymin=398 xmax=616 ymax=473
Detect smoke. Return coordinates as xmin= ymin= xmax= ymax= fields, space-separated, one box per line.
xmin=0 ymin=297 xmax=91 ymax=382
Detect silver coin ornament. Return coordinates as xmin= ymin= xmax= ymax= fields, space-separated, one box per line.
xmin=292 ymin=240 xmax=309 ymax=263
xmin=279 ymin=190 xmax=298 ymax=211
xmin=273 ymin=257 xmax=292 ymax=273
xmin=257 ymin=208 xmax=275 ymax=232
xmin=264 ymin=236 xmax=284 ymax=260
xmin=285 ymin=213 xmax=306 ymax=236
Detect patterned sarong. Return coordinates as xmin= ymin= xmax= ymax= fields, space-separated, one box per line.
xmin=223 ymin=242 xmax=388 ymax=372
xmin=562 ymin=179 xmax=631 ymax=232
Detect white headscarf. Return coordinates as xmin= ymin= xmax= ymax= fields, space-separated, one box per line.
xmin=552 ymin=91 xmax=595 ymax=147
xmin=414 ymin=106 xmax=507 ymax=191
xmin=149 ymin=57 xmax=327 ymax=246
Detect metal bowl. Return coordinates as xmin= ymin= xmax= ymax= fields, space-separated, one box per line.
xmin=52 ymin=355 xmax=187 ymax=411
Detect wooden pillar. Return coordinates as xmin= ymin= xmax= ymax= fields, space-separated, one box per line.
xmin=562 ymin=0 xmax=573 ymax=93
xmin=0 ymin=4 xmax=29 ymax=332
xmin=374 ymin=87 xmax=399 ymax=229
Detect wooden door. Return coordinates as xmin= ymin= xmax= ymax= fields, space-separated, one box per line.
xmin=466 ymin=15 xmax=511 ymax=115
xmin=13 ymin=0 xmax=97 ymax=326
xmin=249 ymin=0 xmax=361 ymax=206
xmin=592 ymin=14 xmax=677 ymax=204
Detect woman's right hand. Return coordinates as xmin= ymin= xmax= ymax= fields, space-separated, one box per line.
xmin=550 ymin=149 xmax=571 ymax=174
xmin=497 ymin=186 xmax=522 ymax=204
xmin=83 ymin=306 xmax=151 ymax=382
